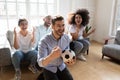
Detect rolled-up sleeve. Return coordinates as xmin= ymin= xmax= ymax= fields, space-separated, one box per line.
xmin=37 ymin=40 xmax=48 ymax=67
xmin=37 ymin=57 xmax=45 ymax=67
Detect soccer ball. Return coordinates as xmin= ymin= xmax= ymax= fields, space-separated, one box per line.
xmin=61 ymin=49 xmax=76 ymax=63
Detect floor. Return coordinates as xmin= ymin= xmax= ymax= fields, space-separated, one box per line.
xmin=0 ymin=41 xmax=120 ymax=80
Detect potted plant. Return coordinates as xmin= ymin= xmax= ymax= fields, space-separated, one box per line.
xmin=85 ymin=25 xmax=91 ymax=34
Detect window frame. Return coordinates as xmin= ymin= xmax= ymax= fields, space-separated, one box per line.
xmin=111 ymin=0 xmax=120 ymax=36
xmin=0 ymin=0 xmax=57 ymax=48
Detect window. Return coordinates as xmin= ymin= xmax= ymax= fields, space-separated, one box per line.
xmin=0 ymin=0 xmax=56 ymax=48
xmin=111 ymin=0 xmax=120 ymax=36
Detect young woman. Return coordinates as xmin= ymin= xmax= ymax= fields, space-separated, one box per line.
xmin=12 ymin=19 xmax=38 ymax=80
xmin=69 ymin=9 xmax=95 ymax=61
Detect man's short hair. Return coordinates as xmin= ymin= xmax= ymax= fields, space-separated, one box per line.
xmin=52 ymin=16 xmax=64 ymax=25
xmin=44 ymin=15 xmax=51 ymax=18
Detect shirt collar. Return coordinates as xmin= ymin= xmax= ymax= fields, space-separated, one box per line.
xmin=50 ymin=32 xmax=62 ymax=41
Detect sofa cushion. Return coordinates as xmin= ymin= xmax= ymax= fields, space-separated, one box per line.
xmin=102 ymin=44 xmax=120 ymax=60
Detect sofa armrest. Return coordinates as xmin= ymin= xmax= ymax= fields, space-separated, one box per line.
xmin=0 ymin=48 xmax=12 ymax=67
xmin=104 ymin=36 xmax=115 ymax=44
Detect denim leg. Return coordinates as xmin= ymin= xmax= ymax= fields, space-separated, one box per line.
xmin=11 ymin=51 xmax=24 ymax=71
xmin=77 ymin=39 xmax=90 ymax=53
xmin=71 ymin=41 xmax=83 ymax=55
xmin=25 ymin=50 xmax=37 ymax=65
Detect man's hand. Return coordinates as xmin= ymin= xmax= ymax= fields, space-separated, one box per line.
xmin=50 ymin=46 xmax=62 ymax=59
xmin=42 ymin=46 xmax=62 ymax=66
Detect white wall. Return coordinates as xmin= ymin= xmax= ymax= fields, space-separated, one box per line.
xmin=93 ymin=0 xmax=115 ymax=43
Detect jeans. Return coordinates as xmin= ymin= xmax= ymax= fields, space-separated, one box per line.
xmin=77 ymin=39 xmax=90 ymax=53
xmin=43 ymin=68 xmax=73 ymax=80
xmin=70 ymin=38 xmax=90 ymax=55
xmin=12 ymin=50 xmax=38 ymax=71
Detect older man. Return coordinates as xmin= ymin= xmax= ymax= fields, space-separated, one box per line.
xmin=35 ymin=15 xmax=52 ymax=50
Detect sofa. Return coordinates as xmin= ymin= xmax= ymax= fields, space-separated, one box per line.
xmin=0 ymin=30 xmax=15 ymax=72
xmin=102 ymin=30 xmax=120 ymax=61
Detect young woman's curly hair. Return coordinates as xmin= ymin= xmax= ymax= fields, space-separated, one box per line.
xmin=71 ymin=9 xmax=90 ymax=26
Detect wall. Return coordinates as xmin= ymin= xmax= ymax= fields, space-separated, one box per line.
xmin=94 ymin=0 xmax=115 ymax=43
